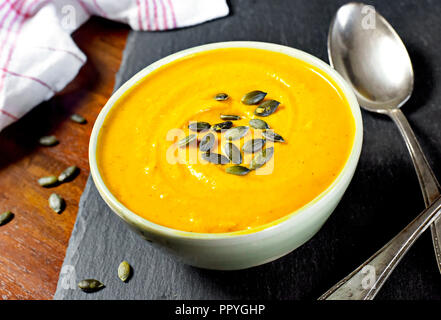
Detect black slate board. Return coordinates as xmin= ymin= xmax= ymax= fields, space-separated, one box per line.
xmin=54 ymin=0 xmax=441 ymax=300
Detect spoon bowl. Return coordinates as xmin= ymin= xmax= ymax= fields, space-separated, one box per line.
xmin=328 ymin=2 xmax=414 ymax=112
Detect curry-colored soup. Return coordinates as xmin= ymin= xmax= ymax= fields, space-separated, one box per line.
xmin=97 ymin=48 xmax=355 ymax=233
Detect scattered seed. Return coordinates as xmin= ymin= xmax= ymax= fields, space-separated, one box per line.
xmin=212 ymin=121 xmax=233 ymax=132
xmin=243 ymin=139 xmax=266 ymax=153
xmin=199 ymin=133 xmax=215 ymax=152
xmin=226 ymin=165 xmax=250 ymax=176
xmin=49 ymin=193 xmax=65 ymax=214
xmin=262 ymin=130 xmax=285 ymax=142
xmin=223 ymin=142 xmax=242 ymax=164
xmin=249 ymin=147 xmax=274 ymax=170
xmin=254 ymin=100 xmax=280 ymax=117
xmin=214 ymin=93 xmax=229 ymax=101
xmin=70 ymin=114 xmax=87 ymax=124
xmin=224 ymin=126 xmax=249 ymax=141
xmin=241 ymin=90 xmax=267 ymax=105
xmin=78 ymin=279 xmax=105 ymax=293
xmin=220 ymin=114 xmax=241 ymax=121
xmin=202 ymin=152 xmax=230 ymax=165
xmin=0 ymin=211 xmax=14 ymax=226
xmin=177 ymin=134 xmax=197 ymax=147
xmin=58 ymin=165 xmax=79 ymax=183
xmin=249 ymin=119 xmax=270 ymax=130
xmin=118 ymin=261 xmax=132 ymax=282
xmin=38 ymin=175 xmax=58 ymax=187
xmin=188 ymin=121 xmax=211 ymax=132
xmin=39 ymin=135 xmax=58 ymax=146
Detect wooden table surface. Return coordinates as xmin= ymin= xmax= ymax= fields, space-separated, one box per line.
xmin=0 ymin=18 xmax=128 ymax=300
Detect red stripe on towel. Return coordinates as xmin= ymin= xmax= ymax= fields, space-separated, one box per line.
xmin=0 ymin=108 xmax=18 ymax=120
xmin=0 ymin=0 xmax=33 ymax=97
xmin=145 ymin=0 xmax=151 ymax=30
xmin=38 ymin=46 xmax=86 ymax=64
xmin=78 ymin=0 xmax=91 ymax=14
xmin=1 ymin=67 xmax=55 ymax=92
xmin=166 ymin=0 xmax=177 ymax=28
xmin=159 ymin=0 xmax=168 ymax=30
xmin=136 ymin=0 xmax=143 ymax=30
xmin=0 ymin=0 xmax=24 ymax=67
xmin=0 ymin=0 xmax=17 ymax=29
xmin=152 ymin=0 xmax=159 ymax=30
xmin=92 ymin=0 xmax=108 ymax=18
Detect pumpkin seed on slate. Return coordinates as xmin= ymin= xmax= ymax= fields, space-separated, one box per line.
xmin=223 ymin=142 xmax=242 ymax=164
xmin=262 ymin=130 xmax=285 ymax=142
xmin=212 ymin=121 xmax=233 ymax=132
xmin=39 ymin=135 xmax=58 ymax=146
xmin=254 ymin=100 xmax=280 ymax=117
xmin=249 ymin=118 xmax=270 ymax=130
xmin=58 ymin=165 xmax=79 ymax=183
xmin=188 ymin=121 xmax=211 ymax=132
xmin=199 ymin=133 xmax=215 ymax=152
xmin=220 ymin=114 xmax=241 ymax=121
xmin=78 ymin=279 xmax=105 ymax=293
xmin=70 ymin=114 xmax=87 ymax=124
xmin=177 ymin=134 xmax=197 ymax=147
xmin=250 ymin=147 xmax=274 ymax=170
xmin=214 ymin=93 xmax=229 ymax=101
xmin=38 ymin=175 xmax=58 ymax=187
xmin=49 ymin=193 xmax=65 ymax=214
xmin=118 ymin=261 xmax=132 ymax=282
xmin=242 ymin=139 xmax=266 ymax=153
xmin=241 ymin=90 xmax=267 ymax=105
xmin=202 ymin=152 xmax=230 ymax=165
xmin=224 ymin=126 xmax=249 ymax=141
xmin=0 ymin=211 xmax=14 ymax=226
xmin=226 ymin=165 xmax=250 ymax=176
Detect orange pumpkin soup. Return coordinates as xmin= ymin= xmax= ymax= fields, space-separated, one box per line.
xmin=97 ymin=48 xmax=355 ymax=233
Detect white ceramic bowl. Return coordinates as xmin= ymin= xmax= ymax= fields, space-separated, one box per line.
xmin=89 ymin=41 xmax=363 ymax=270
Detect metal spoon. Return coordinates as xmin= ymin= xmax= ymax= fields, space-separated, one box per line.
xmin=321 ymin=2 xmax=441 ymax=299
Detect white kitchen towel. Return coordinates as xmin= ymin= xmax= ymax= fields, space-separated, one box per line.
xmin=0 ymin=0 xmax=229 ymax=131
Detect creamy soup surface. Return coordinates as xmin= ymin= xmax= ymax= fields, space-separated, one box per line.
xmin=97 ymin=48 xmax=355 ymax=233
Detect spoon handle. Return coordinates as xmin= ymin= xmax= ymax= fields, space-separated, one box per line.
xmin=388 ymin=108 xmax=441 ymax=272
xmin=318 ymin=195 xmax=441 ymax=300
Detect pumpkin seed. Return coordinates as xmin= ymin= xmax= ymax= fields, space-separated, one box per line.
xmin=199 ymin=133 xmax=215 ymax=152
xmin=212 ymin=121 xmax=233 ymax=132
xmin=39 ymin=135 xmax=58 ymax=146
xmin=249 ymin=147 xmax=274 ymax=170
xmin=0 ymin=211 xmax=13 ymax=226
xmin=202 ymin=152 xmax=230 ymax=165
xmin=241 ymin=90 xmax=267 ymax=105
xmin=188 ymin=121 xmax=210 ymax=132
xmin=78 ymin=279 xmax=104 ymax=293
xmin=58 ymin=165 xmax=79 ymax=183
xmin=262 ymin=130 xmax=285 ymax=142
xmin=70 ymin=114 xmax=87 ymax=124
xmin=49 ymin=193 xmax=65 ymax=214
xmin=214 ymin=93 xmax=229 ymax=101
xmin=223 ymin=142 xmax=242 ymax=164
xmin=220 ymin=114 xmax=241 ymax=121
xmin=38 ymin=175 xmax=58 ymax=187
xmin=254 ymin=100 xmax=280 ymax=117
xmin=177 ymin=134 xmax=197 ymax=147
xmin=118 ymin=261 xmax=131 ymax=282
xmin=249 ymin=119 xmax=270 ymax=130
xmin=226 ymin=165 xmax=250 ymax=176
xmin=242 ymin=139 xmax=266 ymax=153
xmin=224 ymin=126 xmax=249 ymax=141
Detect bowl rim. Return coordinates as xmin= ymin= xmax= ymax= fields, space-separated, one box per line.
xmin=89 ymin=41 xmax=363 ymax=241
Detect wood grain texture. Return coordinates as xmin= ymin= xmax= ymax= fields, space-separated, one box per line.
xmin=0 ymin=17 xmax=128 ymax=300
